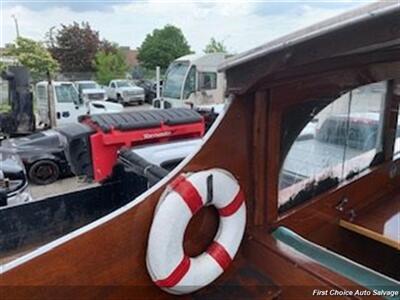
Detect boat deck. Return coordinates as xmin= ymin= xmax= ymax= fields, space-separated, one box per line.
xmin=340 ymin=193 xmax=400 ymax=250
xmin=193 ymin=254 xmax=281 ymax=300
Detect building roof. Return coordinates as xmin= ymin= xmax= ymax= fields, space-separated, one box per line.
xmin=119 ymin=47 xmax=139 ymax=68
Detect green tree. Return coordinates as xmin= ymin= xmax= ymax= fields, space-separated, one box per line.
xmin=203 ymin=38 xmax=228 ymax=54
xmin=5 ymin=37 xmax=59 ymax=80
xmin=137 ymin=25 xmax=192 ymax=70
xmin=99 ymin=39 xmax=119 ymax=54
xmin=0 ymin=61 xmax=6 ymax=72
xmin=93 ymin=50 xmax=128 ymax=85
xmin=50 ymin=22 xmax=100 ymax=72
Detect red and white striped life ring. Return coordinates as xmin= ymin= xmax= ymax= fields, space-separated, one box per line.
xmin=146 ymin=168 xmax=246 ymax=295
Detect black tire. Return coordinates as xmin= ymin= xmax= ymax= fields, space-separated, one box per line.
xmin=28 ymin=160 xmax=60 ymax=185
xmin=147 ymin=94 xmax=155 ymax=105
xmin=139 ymin=101 xmax=144 ymax=105
xmin=117 ymin=94 xmax=125 ymax=106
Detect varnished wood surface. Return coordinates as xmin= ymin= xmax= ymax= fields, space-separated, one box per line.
xmin=340 ymin=193 xmax=400 ymax=250
xmin=244 ymin=229 xmax=383 ymax=300
xmin=193 ymin=253 xmax=281 ymax=300
xmin=0 ymin=96 xmax=254 ymax=299
xmin=301 ymin=222 xmax=400 ymax=280
xmin=252 ymin=91 xmax=268 ymax=226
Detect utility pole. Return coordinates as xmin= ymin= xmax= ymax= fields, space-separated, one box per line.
xmin=156 ymin=66 xmax=161 ymax=99
xmin=46 ymin=70 xmax=56 ymax=128
xmin=11 ymin=15 xmax=20 ymax=38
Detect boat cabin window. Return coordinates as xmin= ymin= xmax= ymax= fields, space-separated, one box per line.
xmin=183 ymin=66 xmax=196 ymax=99
xmin=278 ymin=81 xmax=388 ymax=213
xmin=199 ymin=72 xmax=217 ymax=90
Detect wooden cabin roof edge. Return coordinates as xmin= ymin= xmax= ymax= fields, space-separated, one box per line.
xmin=219 ymin=1 xmax=400 ymax=72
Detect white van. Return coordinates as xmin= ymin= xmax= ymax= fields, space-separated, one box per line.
xmin=154 ymin=53 xmax=227 ymax=109
xmin=35 ymin=81 xmax=123 ymax=128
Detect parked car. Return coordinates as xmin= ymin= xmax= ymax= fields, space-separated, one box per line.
xmin=1 ymin=108 xmax=205 ymax=185
xmin=106 ymin=79 xmax=145 ymax=105
xmin=36 ymin=81 xmax=123 ymax=128
xmin=315 ymin=112 xmax=400 ymax=151
xmin=0 ymin=129 xmax=73 ymax=185
xmin=74 ymin=80 xmax=107 ymax=102
xmin=0 ymin=149 xmax=32 ymax=208
xmin=134 ymin=79 xmax=160 ymax=104
xmin=130 ymin=138 xmax=202 ymax=171
xmin=116 ymin=138 xmax=202 ymax=187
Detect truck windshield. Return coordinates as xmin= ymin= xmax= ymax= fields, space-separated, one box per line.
xmin=163 ymin=62 xmax=189 ymax=99
xmin=55 ymin=84 xmax=80 ymax=104
xmin=79 ymin=83 xmax=97 ymax=91
xmin=116 ymin=81 xmax=131 ymax=88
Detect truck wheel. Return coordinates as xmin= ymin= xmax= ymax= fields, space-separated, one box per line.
xmin=139 ymin=101 xmax=144 ymax=105
xmin=28 ymin=160 xmax=60 ymax=185
xmin=117 ymin=95 xmax=125 ymax=106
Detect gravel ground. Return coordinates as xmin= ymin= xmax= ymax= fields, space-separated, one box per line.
xmin=29 ymin=176 xmax=99 ymax=200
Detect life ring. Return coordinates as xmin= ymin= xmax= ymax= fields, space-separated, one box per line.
xmin=146 ymin=168 xmax=246 ymax=295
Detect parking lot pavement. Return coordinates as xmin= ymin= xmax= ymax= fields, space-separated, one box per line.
xmin=30 ymin=176 xmax=99 ymax=200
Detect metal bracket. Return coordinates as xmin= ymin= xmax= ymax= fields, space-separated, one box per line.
xmin=335 ymin=197 xmax=348 ymax=212
xmin=206 ymin=174 xmax=213 ymax=205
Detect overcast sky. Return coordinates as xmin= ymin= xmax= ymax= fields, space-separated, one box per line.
xmin=0 ymin=1 xmax=375 ymax=54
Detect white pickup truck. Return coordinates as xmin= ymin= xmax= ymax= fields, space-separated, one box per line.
xmin=106 ymin=79 xmax=145 ymax=106
xmin=35 ymin=81 xmax=123 ymax=128
xmin=75 ymin=80 xmax=107 ymax=102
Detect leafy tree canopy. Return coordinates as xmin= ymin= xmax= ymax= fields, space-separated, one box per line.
xmin=0 ymin=61 xmax=6 ymax=72
xmin=50 ymin=22 xmax=101 ymax=72
xmin=93 ymin=50 xmax=128 ymax=86
xmin=99 ymin=39 xmax=119 ymax=55
xmin=203 ymin=38 xmax=228 ymax=54
xmin=137 ymin=25 xmax=192 ymax=70
xmin=5 ymin=37 xmax=59 ymax=80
